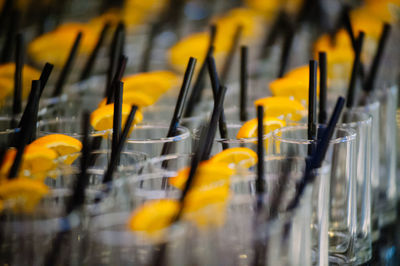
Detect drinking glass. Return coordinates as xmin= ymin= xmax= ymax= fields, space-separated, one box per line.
xmin=350 ymin=100 xmax=380 ymax=242
xmin=0 ymin=188 xmax=84 ymax=266
xmin=375 ymin=85 xmax=398 ymax=228
xmin=339 ymin=110 xmax=373 ymax=264
xmin=272 ymin=125 xmax=357 ymax=265
xmin=122 ymin=123 xmax=191 ymax=158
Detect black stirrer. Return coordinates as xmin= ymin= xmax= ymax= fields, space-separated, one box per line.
xmin=318 ymin=52 xmax=328 ymax=124
xmin=0 ymin=0 xmax=13 ymax=38
xmin=256 ymin=105 xmax=265 ymax=210
xmin=103 ymin=105 xmax=139 ymax=184
xmin=308 ymin=60 xmax=318 ymax=155
xmin=18 ymin=63 xmax=53 ymax=129
xmin=287 ymin=97 xmax=345 ymax=211
xmin=259 ymin=9 xmax=289 ymax=59
xmin=0 ymin=9 xmax=18 ymax=63
xmin=80 ymin=23 xmax=111 ymax=81
xmin=44 ymin=111 xmax=92 ymax=266
xmin=240 ymin=46 xmax=248 ymax=121
xmin=220 ymin=25 xmax=243 ymax=85
xmin=363 ymin=23 xmax=391 ymax=94
xmin=202 ymin=85 xmax=228 ymax=160
xmin=139 ymin=21 xmax=162 ymax=72
xmin=207 ymin=55 xmax=229 ymax=150
xmin=111 ymin=81 xmax=123 ymax=164
xmin=38 ymin=63 xmax=54 ymax=97
xmin=160 ymin=57 xmax=197 ymax=155
xmin=105 ymin=55 xmax=127 ymax=103
xmin=8 ymin=81 xmax=40 ymax=179
xmin=183 ymin=25 xmax=217 ymax=117
xmin=278 ymin=23 xmax=295 ymax=78
xmin=346 ymin=31 xmax=364 ymax=108
xmin=106 ymin=22 xmax=125 ymax=92
xmin=52 ymin=32 xmax=82 ymax=97
xmin=13 ymin=33 xmax=23 ymax=116
xmin=342 ymin=8 xmax=366 ymax=80
xmin=152 ymin=82 xmax=228 ymax=266
xmin=160 ymin=58 xmax=196 ymax=188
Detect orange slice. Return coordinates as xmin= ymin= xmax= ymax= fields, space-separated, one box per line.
xmin=169 ymin=161 xmax=234 ymax=190
xmin=28 ymin=23 xmax=97 ymax=67
xmin=254 ymin=96 xmax=306 ymax=121
xmin=98 ymin=91 xmax=157 ymax=108
xmin=122 ymin=71 xmax=180 ymax=95
xmin=210 ymin=147 xmax=257 ymax=169
xmin=127 ymin=199 xmax=179 ymax=235
xmin=0 ymin=177 xmax=49 ymax=213
xmin=236 ymin=116 xmax=286 ymax=139
xmin=0 ymin=145 xmax=57 ymax=181
xmin=90 ymin=103 xmax=143 ymax=132
xmin=30 ymin=134 xmax=82 ymax=165
xmin=269 ymin=65 xmax=320 ymax=102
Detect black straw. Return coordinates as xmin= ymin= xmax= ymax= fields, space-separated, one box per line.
xmin=18 ymin=63 xmax=53 ymax=129
xmin=8 ymin=81 xmax=40 ymax=179
xmin=363 ymin=23 xmax=391 ymax=93
xmin=105 ymin=55 xmax=127 ymax=103
xmin=207 ymin=55 xmax=229 ymax=150
xmin=52 ymin=32 xmax=82 ymax=97
xmin=256 ymin=105 xmax=265 ymax=209
xmin=106 ymin=22 xmax=125 ymax=92
xmin=240 ymin=46 xmax=248 ymax=121
xmin=308 ymin=60 xmax=318 ymax=154
xmin=161 ymin=57 xmax=197 ymax=155
xmin=318 ymin=52 xmax=327 ymax=124
xmin=278 ymin=23 xmax=295 ymax=78
xmin=139 ymin=21 xmax=162 ymax=72
xmin=183 ymin=25 xmax=217 ymax=117
xmin=111 ymin=82 xmax=123 ymax=163
xmin=38 ymin=63 xmax=54 ymax=97
xmin=80 ymin=23 xmax=111 ymax=81
xmin=220 ymin=25 xmax=243 ymax=84
xmin=1 ymin=9 xmax=18 ymax=63
xmin=346 ymin=31 xmax=365 ymax=108
xmin=103 ymin=105 xmax=139 ymax=184
xmin=13 ymin=33 xmax=23 ymax=116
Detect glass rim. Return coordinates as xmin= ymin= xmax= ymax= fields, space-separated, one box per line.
xmin=125 ymin=123 xmax=191 ymax=144
xmin=340 ymin=110 xmax=372 ymax=128
xmin=272 ymin=124 xmax=356 ymax=144
xmin=37 ymin=117 xmax=111 ymax=137
xmin=193 ymin=123 xmax=272 ymax=143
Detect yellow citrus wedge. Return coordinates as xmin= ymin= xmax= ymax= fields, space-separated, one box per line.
xmin=254 ymin=96 xmax=306 ymax=121
xmin=236 ymin=116 xmax=286 ymax=139
xmin=122 ymin=71 xmax=180 ymax=95
xmin=210 ymin=147 xmax=257 ymax=169
xmin=98 ymin=91 xmax=157 ymax=108
xmin=314 ymin=29 xmax=354 ymax=64
xmin=269 ymin=65 xmax=320 ymax=102
xmin=169 ymin=161 xmax=234 ymax=190
xmin=183 ymin=185 xmax=229 ymax=228
xmin=90 ymin=103 xmax=143 ymax=132
xmin=0 ymin=145 xmax=57 ymax=181
xmin=30 ymin=134 xmax=82 ymax=165
xmin=127 ymin=199 xmax=179 ymax=235
xmin=0 ymin=177 xmax=49 ymax=213
xmin=28 ymin=23 xmax=97 ymax=67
